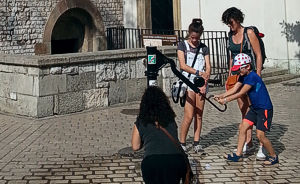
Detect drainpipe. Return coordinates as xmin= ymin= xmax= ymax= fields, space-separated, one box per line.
xmin=284 ymin=0 xmax=290 ymax=73
xmin=199 ymin=0 xmax=202 ymax=18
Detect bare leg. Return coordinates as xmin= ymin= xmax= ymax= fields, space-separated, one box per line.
xmin=235 ymin=121 xmax=252 ymax=156
xmin=180 ymin=91 xmax=195 ymax=143
xmin=193 ymin=92 xmax=205 ymax=142
xmin=256 ymin=130 xmax=276 ymax=157
xmin=237 ymin=95 xmax=252 ymax=145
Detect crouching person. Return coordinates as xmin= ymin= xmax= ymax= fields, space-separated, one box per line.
xmin=131 ymin=86 xmax=187 ymax=183
xmin=214 ymin=53 xmax=278 ymax=165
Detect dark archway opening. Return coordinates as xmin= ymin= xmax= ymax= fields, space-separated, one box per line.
xmin=51 ymin=8 xmax=93 ymax=54
xmin=151 ymin=0 xmax=174 ymax=34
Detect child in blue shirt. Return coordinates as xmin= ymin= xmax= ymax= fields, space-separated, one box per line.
xmin=214 ymin=53 xmax=278 ymax=165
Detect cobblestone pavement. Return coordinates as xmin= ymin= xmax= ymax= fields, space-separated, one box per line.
xmin=0 ymin=78 xmax=300 ymax=184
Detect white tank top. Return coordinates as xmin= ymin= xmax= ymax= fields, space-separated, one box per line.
xmin=182 ymin=40 xmax=206 ymax=82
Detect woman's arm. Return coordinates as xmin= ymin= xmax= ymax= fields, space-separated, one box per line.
xmin=203 ymin=54 xmax=211 ymax=80
xmin=177 ymin=50 xmax=197 ymax=75
xmin=228 ymin=52 xmax=233 ymax=76
xmin=247 ymin=29 xmax=263 ymax=77
xmin=131 ymin=125 xmax=142 ymax=151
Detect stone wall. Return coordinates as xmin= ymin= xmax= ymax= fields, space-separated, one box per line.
xmin=0 ymin=0 xmax=123 ymax=55
xmin=0 ymin=46 xmax=178 ymax=117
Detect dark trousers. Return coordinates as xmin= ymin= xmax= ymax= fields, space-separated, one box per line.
xmin=141 ymin=154 xmax=187 ymax=184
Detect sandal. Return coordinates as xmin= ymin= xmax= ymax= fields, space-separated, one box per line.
xmin=263 ymin=155 xmax=279 ymax=165
xmin=224 ymin=152 xmax=242 ymax=162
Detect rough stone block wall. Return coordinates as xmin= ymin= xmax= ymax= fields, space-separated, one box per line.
xmin=0 ymin=47 xmax=178 ymax=118
xmin=0 ymin=0 xmax=123 ymax=55
xmin=0 ymin=62 xmax=40 ymax=116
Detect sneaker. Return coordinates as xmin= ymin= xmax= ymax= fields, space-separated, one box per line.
xmin=234 ymin=143 xmax=255 ymax=154
xmin=194 ymin=144 xmax=204 ymax=153
xmin=256 ymin=146 xmax=267 ymax=160
xmin=180 ymin=144 xmax=187 ymax=152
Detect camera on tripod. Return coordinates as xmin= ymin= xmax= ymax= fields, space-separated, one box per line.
xmin=193 ymin=76 xmax=205 ymax=88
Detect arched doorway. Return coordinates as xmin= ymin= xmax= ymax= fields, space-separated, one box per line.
xmin=151 ymin=0 xmax=174 ymax=33
xmin=51 ymin=8 xmax=93 ymax=54
xmin=38 ymin=0 xmax=106 ymax=55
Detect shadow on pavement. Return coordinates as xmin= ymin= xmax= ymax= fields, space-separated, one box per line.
xmin=282 ymin=81 xmax=300 ymax=86
xmin=118 ymin=146 xmax=144 ymax=158
xmin=186 ymin=122 xmax=287 ymax=155
xmin=262 ymin=122 xmax=288 ymax=154
xmin=187 ymin=123 xmax=240 ymax=149
xmin=118 ymin=122 xmax=287 ymax=159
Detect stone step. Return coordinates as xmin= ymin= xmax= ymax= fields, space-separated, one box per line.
xmin=261 ymin=68 xmax=289 ymax=78
xmin=208 ymin=68 xmax=300 ymax=92
xmin=263 ymin=73 xmax=300 ymax=85
xmin=209 ymin=67 xmax=289 ymax=83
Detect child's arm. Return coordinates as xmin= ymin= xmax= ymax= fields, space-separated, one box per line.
xmin=214 ymin=81 xmax=243 ymax=99
xmin=217 ymin=84 xmax=252 ymax=105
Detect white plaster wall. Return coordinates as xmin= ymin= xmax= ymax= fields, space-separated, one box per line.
xmin=180 ymin=0 xmax=200 ymax=30
xmin=180 ymin=0 xmax=300 ymax=73
xmin=123 ymin=0 xmax=137 ymax=28
xmin=285 ymin=0 xmax=300 ymax=73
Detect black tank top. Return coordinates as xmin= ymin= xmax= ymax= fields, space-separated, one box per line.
xmin=228 ymin=34 xmax=253 ymax=62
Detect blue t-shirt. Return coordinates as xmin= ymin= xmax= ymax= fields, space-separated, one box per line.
xmin=239 ymin=71 xmax=273 ymax=110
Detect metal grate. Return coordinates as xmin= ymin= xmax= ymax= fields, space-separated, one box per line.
xmin=106 ymin=27 xmax=229 ymax=86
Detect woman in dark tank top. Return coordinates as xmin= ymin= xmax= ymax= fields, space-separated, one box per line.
xmin=222 ymin=7 xmax=266 ymax=160
xmin=131 ymin=86 xmax=187 ymax=184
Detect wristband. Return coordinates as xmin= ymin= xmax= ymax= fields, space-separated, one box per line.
xmin=195 ymin=70 xmax=200 ymax=76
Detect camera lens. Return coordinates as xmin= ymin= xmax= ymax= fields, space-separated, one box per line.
xmin=193 ymin=76 xmax=205 ymax=87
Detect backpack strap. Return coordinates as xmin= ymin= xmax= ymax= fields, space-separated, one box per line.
xmin=243 ymin=27 xmax=257 ymax=69
xmin=243 ymin=27 xmax=251 ymax=50
xmin=184 ymin=40 xmax=190 ymax=52
xmin=227 ymin=31 xmax=232 ymax=49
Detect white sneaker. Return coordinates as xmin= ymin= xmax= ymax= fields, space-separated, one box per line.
xmin=234 ymin=143 xmax=254 ymax=154
xmin=256 ymin=146 xmax=266 ymax=160
xmin=194 ymin=144 xmax=204 ymax=153
xmin=181 ymin=144 xmax=187 ymax=152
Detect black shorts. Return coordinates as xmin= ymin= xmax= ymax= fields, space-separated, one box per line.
xmin=244 ymin=106 xmax=273 ymax=132
xmin=141 ymin=154 xmax=186 ymax=184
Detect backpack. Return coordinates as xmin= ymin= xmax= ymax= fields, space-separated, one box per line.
xmin=244 ymin=26 xmax=267 ymax=67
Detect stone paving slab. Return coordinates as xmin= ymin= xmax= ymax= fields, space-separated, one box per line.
xmin=0 ymin=78 xmax=300 ymax=183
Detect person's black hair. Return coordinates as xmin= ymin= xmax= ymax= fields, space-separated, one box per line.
xmin=222 ymin=7 xmax=244 ymax=25
xmin=188 ymin=18 xmax=204 ymax=35
xmin=137 ymin=86 xmax=176 ymax=127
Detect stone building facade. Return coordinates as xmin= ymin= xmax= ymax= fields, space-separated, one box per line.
xmin=0 ymin=0 xmax=123 ymax=55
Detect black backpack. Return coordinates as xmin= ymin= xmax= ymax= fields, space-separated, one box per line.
xmin=244 ymin=26 xmax=267 ymax=66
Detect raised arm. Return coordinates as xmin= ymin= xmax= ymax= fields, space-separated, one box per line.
xmin=217 ymin=84 xmax=252 ymax=105
xmin=214 ymin=81 xmax=243 ymax=100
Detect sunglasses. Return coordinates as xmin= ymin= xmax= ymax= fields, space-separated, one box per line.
xmin=237 ymin=64 xmax=250 ymax=72
xmin=227 ymin=20 xmax=233 ymax=25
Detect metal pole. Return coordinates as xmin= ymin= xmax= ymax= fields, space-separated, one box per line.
xmin=146 ymin=46 xmax=159 ymax=86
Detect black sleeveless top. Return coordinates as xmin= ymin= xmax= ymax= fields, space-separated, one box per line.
xmin=228 ymin=34 xmax=252 ymax=61
xmin=135 ymin=119 xmax=181 ymax=158
xmin=228 ymin=27 xmax=256 ymax=72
